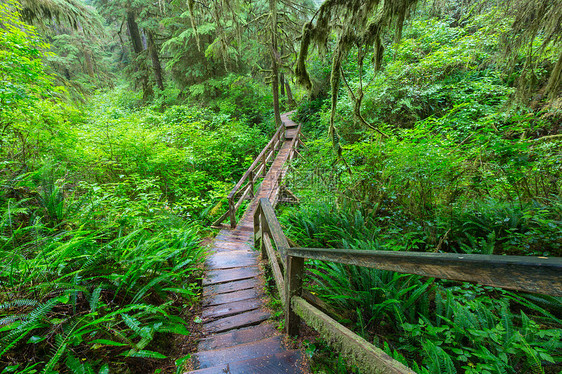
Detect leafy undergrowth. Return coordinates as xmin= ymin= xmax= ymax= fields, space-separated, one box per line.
xmin=282 ymin=5 xmax=562 ymax=374
xmin=281 ymin=203 xmax=562 ymax=374
xmin=0 ymin=46 xmax=270 ymax=371
xmin=0 ymin=165 xmax=203 ymax=373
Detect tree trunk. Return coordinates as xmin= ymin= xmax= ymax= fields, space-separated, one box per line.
xmin=148 ymin=32 xmax=164 ymax=91
xmin=546 ymin=50 xmax=562 ymax=101
xmin=83 ymin=48 xmax=95 ymax=77
xmin=127 ymin=11 xmax=143 ymax=54
xmin=285 ymin=79 xmax=295 ymax=106
xmin=127 ymin=11 xmax=152 ymax=99
xmin=280 ymin=72 xmax=285 ymax=97
xmin=269 ymin=0 xmax=282 ymax=126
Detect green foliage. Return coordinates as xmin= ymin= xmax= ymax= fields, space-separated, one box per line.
xmin=282 ymin=203 xmax=562 ymax=373
xmin=0 ymin=78 xmax=270 ymax=371
xmin=285 ymin=13 xmax=561 ymax=366
xmin=188 ymin=74 xmax=274 ymax=126
xmin=0 ymin=1 xmax=54 ymax=112
xmin=0 ymin=2 xmax=83 ymax=176
xmin=72 ymin=88 xmax=268 ymax=222
xmin=0 ymin=187 xmax=202 ymax=372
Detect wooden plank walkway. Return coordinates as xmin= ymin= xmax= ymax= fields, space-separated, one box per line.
xmin=186 ymin=113 xmax=307 ymax=373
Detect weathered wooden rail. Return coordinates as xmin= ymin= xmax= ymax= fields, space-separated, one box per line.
xmin=213 ymin=121 xmax=300 ymax=228
xmin=254 ymin=198 xmax=562 ymax=374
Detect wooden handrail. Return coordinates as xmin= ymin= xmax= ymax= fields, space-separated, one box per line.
xmin=254 ymin=197 xmax=562 ymax=373
xmin=287 ymin=247 xmax=562 ymax=296
xmin=227 ymin=126 xmax=283 ymax=200
xmin=213 ymin=123 xmax=297 ymax=228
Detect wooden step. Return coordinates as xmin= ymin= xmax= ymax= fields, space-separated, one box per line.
xmin=213 ymin=237 xmax=252 ymax=245
xmin=186 ymin=350 xmax=305 ymax=374
xmin=192 ymin=336 xmax=285 ymax=369
xmin=205 ymin=250 xmax=257 ymax=269
xmin=203 ymin=309 xmax=270 ymax=334
xmin=202 ymin=298 xmax=262 ymax=321
xmin=234 ymin=225 xmax=254 ymax=232
xmin=198 ymin=323 xmax=277 ymax=351
xmin=203 ymin=278 xmax=257 ymax=296
xmin=202 ymin=266 xmax=259 ymax=286
xmin=203 ymin=288 xmax=261 ymax=307
xmin=214 ymin=232 xmax=251 ymax=240
xmin=211 ymin=241 xmax=253 ymax=252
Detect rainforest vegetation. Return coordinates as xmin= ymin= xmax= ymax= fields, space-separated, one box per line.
xmin=0 ymin=0 xmax=560 ymax=373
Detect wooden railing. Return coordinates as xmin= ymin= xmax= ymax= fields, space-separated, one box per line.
xmin=212 ymin=125 xmax=286 ymax=228
xmin=254 ymin=198 xmax=562 ymax=374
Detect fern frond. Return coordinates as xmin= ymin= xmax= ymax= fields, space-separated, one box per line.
xmin=0 ymin=299 xmax=38 ymax=310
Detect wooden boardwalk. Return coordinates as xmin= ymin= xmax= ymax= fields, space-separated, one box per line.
xmin=186 ymin=113 xmax=307 ymax=373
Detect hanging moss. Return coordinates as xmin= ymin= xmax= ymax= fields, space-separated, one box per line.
xmin=295 ymin=0 xmax=418 ymax=149
xmin=187 ymin=0 xmax=201 ymax=51
xmin=17 ymin=0 xmax=103 ymax=32
xmin=501 ymin=0 xmax=562 ymax=102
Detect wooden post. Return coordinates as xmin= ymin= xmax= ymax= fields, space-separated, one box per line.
xmin=261 ymin=213 xmax=268 ymax=260
xmin=285 ymin=255 xmax=304 ymax=336
xmin=249 ymin=170 xmax=255 ymax=198
xmin=254 ymin=204 xmax=262 ymax=255
xmin=229 ymin=198 xmax=236 ymax=228
xmin=261 ymin=153 xmax=267 ymax=177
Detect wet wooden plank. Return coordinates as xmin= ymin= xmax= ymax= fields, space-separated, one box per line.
xmin=202 ymin=266 xmax=259 ymax=286
xmin=285 ymin=131 xmax=298 ymax=140
xmin=193 ymin=336 xmax=285 ymax=369
xmin=213 ymin=235 xmax=252 ymax=243
xmin=202 ymin=298 xmax=262 ymax=321
xmin=215 ymin=229 xmax=247 ymax=237
xmin=198 ymin=323 xmax=277 ymax=351
xmin=203 ymin=278 xmax=258 ymax=296
xmin=205 ymin=250 xmax=257 ymax=269
xmin=203 ymin=309 xmax=270 ymax=334
xmin=211 ymin=243 xmax=252 ymax=253
xmin=188 ymin=350 xmax=305 ymax=374
xmin=235 ymin=224 xmax=254 ymax=232
xmin=203 ymin=288 xmax=260 ymax=307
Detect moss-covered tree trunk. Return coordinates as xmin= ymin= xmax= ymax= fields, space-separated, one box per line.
xmin=285 ymin=79 xmax=295 ymax=107
xmin=127 ymin=11 xmax=143 ymax=54
xmin=147 ymin=31 xmax=164 ymax=91
xmin=546 ymin=50 xmax=562 ymax=101
xmin=127 ymin=11 xmax=152 ymax=99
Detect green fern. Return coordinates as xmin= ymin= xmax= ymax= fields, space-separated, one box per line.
xmin=66 ymin=353 xmax=95 ymax=374
xmin=121 ymin=349 xmax=166 ymax=359
xmin=0 ymin=296 xmax=62 ymax=356
xmin=421 ymin=339 xmax=457 ymax=374
xmin=0 ymin=299 xmax=37 ymax=311
xmin=89 ymin=285 xmax=103 ymax=313
xmin=517 ymin=333 xmax=544 ymax=374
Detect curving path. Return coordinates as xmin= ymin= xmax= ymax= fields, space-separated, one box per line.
xmin=186 ymin=113 xmax=308 ymax=373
